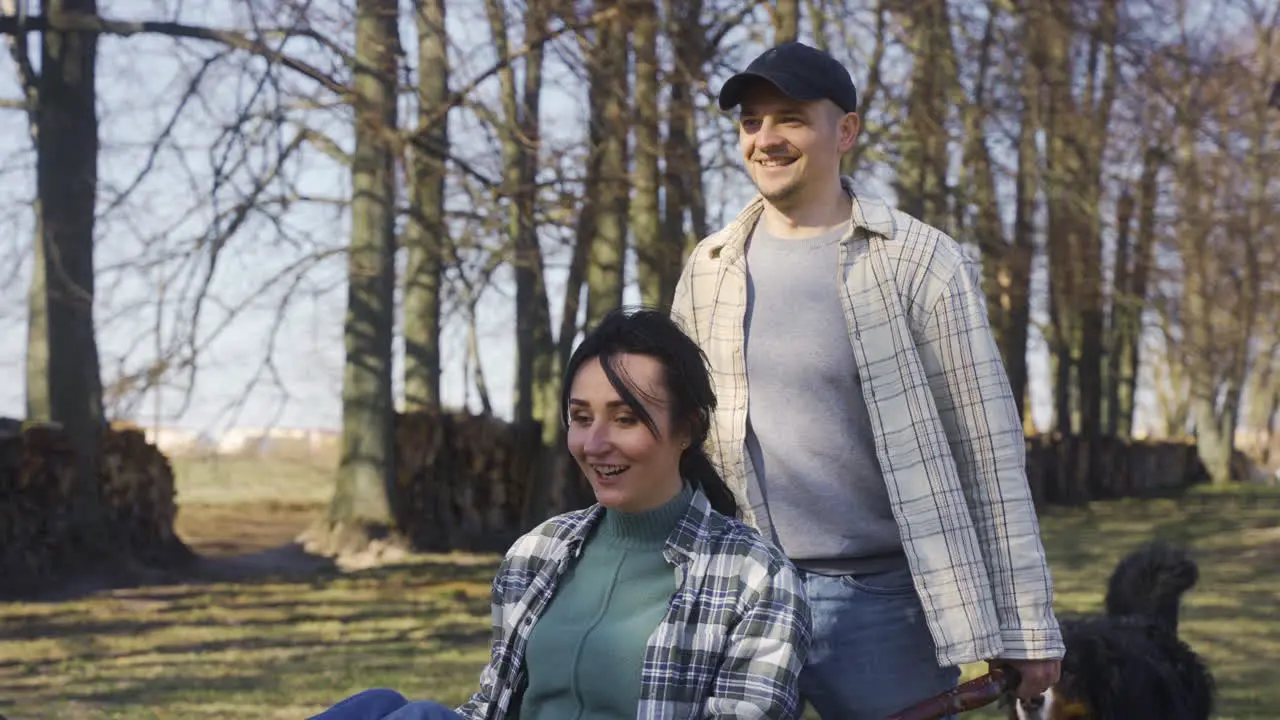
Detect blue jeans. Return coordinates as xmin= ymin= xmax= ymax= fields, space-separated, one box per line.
xmin=798 ymin=566 xmax=960 ymax=720
xmin=309 ymin=689 xmax=463 ymax=720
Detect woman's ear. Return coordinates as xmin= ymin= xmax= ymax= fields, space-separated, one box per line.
xmin=675 ymin=417 xmax=696 ymax=451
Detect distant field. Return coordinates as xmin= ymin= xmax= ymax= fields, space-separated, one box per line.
xmin=1 ymin=458 xmax=1278 ymax=719
xmin=171 ymin=454 xmax=336 ymax=507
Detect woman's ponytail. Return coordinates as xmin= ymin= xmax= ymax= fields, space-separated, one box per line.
xmin=679 ymin=447 xmax=740 ymax=518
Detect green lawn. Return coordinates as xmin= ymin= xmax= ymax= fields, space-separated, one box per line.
xmin=168 ymin=455 xmax=337 ymax=507
xmin=1 ymin=459 xmax=1277 ymax=719
xmin=957 ymin=489 xmax=1280 ymax=720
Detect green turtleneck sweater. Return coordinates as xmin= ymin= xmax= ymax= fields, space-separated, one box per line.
xmin=518 ymin=484 xmax=692 ymax=720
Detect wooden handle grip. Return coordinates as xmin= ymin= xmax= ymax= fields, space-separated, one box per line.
xmin=884 ymin=666 xmax=1018 ymax=720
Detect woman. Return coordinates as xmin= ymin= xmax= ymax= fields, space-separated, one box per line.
xmin=311 ymin=307 xmax=812 ymax=720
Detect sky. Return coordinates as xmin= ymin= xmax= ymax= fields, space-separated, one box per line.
xmin=0 ymin=0 xmax=1174 ymax=439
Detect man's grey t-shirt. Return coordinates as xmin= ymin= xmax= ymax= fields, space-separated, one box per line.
xmin=743 ymin=220 xmax=906 ymax=575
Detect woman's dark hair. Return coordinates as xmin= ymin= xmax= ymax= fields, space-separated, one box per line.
xmin=560 ymin=306 xmax=740 ymax=518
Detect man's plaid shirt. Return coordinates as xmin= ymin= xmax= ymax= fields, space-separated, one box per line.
xmin=670 ymin=178 xmax=1065 ymax=667
xmin=453 ymin=488 xmax=813 ymax=720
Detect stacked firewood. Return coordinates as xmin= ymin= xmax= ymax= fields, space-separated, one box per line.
xmin=100 ymin=424 xmax=193 ymax=566
xmin=0 ymin=422 xmax=78 ymax=587
xmin=393 ymin=410 xmax=543 ymax=552
xmin=0 ymin=419 xmax=192 ymax=592
xmin=1024 ymin=434 xmax=1209 ymax=506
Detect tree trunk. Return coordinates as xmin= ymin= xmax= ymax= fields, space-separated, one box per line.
xmin=632 ymin=0 xmax=665 ymax=308
xmin=37 ymin=0 xmax=107 ymax=550
xmin=895 ymin=0 xmax=952 ymax=229
xmin=662 ymin=0 xmax=706 ymax=263
xmin=1116 ymin=144 xmax=1163 ymax=438
xmin=557 ymin=202 xmax=592 ymax=371
xmin=1005 ymin=44 xmax=1039 ymax=427
xmin=1074 ymin=0 xmax=1119 ymax=443
xmin=403 ymin=0 xmax=449 ymax=414
xmin=520 ymin=0 xmax=556 ymax=446
xmin=487 ymin=0 xmax=553 ymax=442
xmin=773 ymin=0 xmax=799 ymax=43
xmin=584 ymin=4 xmax=631 ymax=328
xmin=832 ymin=0 xmax=887 ymax=178
xmin=958 ymin=1 xmax=1004 ymax=345
xmin=484 ymin=0 xmax=565 ymax=524
xmin=1105 ymin=188 xmax=1135 ymax=436
xmin=1178 ymin=100 xmax=1228 ymax=483
xmin=1243 ymin=34 xmax=1278 ymax=468
xmin=956 ymin=0 xmax=1033 ymax=427
xmin=804 ymin=0 xmax=827 ymax=49
xmin=1038 ymin=0 xmax=1077 ymax=435
xmin=313 ymin=0 xmax=401 ymax=553
xmin=26 ymin=202 xmax=50 ymax=420
xmin=1246 ymin=357 xmax=1279 ymax=467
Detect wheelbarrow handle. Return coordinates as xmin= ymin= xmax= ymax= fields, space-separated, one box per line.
xmin=884 ymin=665 xmax=1021 ymax=720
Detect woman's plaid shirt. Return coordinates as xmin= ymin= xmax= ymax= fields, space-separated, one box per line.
xmin=453 ymin=489 xmax=812 ymax=720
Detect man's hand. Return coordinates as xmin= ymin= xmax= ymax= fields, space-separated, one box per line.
xmin=990 ymin=658 xmax=1061 ymax=701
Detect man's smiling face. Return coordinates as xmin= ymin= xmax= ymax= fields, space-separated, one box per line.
xmin=737 ymin=82 xmax=858 ymax=209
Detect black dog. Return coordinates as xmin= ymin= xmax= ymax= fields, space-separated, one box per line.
xmin=1011 ymin=542 xmax=1215 ymax=720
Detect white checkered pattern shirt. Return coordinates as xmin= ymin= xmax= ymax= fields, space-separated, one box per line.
xmin=670 ymin=178 xmax=1064 ymax=666
xmin=454 ymin=489 xmax=813 ymax=719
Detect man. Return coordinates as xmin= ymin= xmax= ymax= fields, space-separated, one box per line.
xmin=670 ymin=42 xmax=1064 ymax=719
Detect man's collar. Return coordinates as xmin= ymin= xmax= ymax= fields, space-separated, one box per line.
xmin=706 ymin=176 xmax=897 ymax=261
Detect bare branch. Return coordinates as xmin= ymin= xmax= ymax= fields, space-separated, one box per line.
xmin=0 ymin=12 xmax=348 ymax=94
xmin=1 ymin=0 xmax=38 ymax=125
xmin=97 ymin=50 xmax=231 ymax=220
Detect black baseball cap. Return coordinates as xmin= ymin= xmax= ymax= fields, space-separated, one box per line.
xmin=718 ymin=42 xmax=859 ymax=113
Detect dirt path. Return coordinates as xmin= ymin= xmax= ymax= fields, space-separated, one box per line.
xmin=170 ymin=501 xmax=339 ymax=582
xmin=175 ymin=501 xmax=323 ymax=557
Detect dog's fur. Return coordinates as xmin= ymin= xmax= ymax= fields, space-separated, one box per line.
xmin=1011 ymin=542 xmax=1215 ymax=720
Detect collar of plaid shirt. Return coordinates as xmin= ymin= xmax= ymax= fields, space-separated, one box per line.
xmin=670 ymin=177 xmax=1064 ymax=668
xmin=454 ymin=486 xmax=813 ymax=720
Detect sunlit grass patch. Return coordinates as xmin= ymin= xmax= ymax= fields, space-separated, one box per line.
xmin=2 ymin=488 xmax=1277 ymax=719
xmin=0 ymin=555 xmax=498 ymax=719
xmin=955 ymin=490 xmax=1280 ymax=720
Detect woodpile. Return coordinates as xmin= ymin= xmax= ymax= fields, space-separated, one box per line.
xmin=0 ymin=422 xmax=78 ymax=588
xmin=100 ymin=424 xmax=193 ymax=566
xmin=0 ymin=419 xmax=192 ymax=594
xmin=1024 ymin=434 xmax=1209 ymax=506
xmin=393 ymin=410 xmax=543 ymax=552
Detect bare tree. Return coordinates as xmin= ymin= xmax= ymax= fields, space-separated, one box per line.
xmin=1037 ymin=0 xmax=1119 ymax=440
xmin=582 ymin=2 xmax=631 ymax=328
xmin=402 ymin=0 xmax=450 ymax=414
xmin=482 ymin=0 xmax=556 ymax=445
xmin=632 ymin=0 xmax=665 ymax=308
xmin=948 ymin=0 xmax=1030 ymax=418
xmin=894 ymin=0 xmax=954 ymax=230
xmin=661 ymin=0 xmax=708 ymax=266
xmin=21 ymin=0 xmax=109 ymax=549
xmin=1106 ymin=139 xmax=1165 ymax=438
xmin=309 ymin=0 xmax=402 ymax=552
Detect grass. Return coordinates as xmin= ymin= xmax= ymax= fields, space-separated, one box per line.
xmin=1 ymin=458 xmax=1278 ymax=719
xmin=169 ymin=455 xmax=336 ymax=507
xmin=0 ymin=557 xmax=498 ymax=719
xmin=957 ymin=487 xmax=1280 ymax=720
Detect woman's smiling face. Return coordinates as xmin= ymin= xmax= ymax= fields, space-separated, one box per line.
xmin=565 ymin=353 xmax=688 ymax=513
